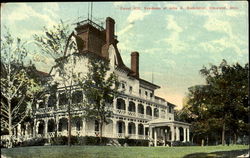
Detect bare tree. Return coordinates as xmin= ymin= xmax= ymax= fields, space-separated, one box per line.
xmin=1 ymin=31 xmax=43 ymax=148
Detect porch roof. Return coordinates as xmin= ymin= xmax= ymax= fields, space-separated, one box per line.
xmin=147 ymin=118 xmax=191 ymax=127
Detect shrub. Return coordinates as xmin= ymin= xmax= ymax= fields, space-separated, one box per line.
xmin=171 ymin=141 xmax=196 ymax=146
xmin=118 ymin=138 xmax=149 ymax=146
xmin=50 ymin=136 xmax=109 ymax=146
xmin=51 ymin=136 xmax=68 ymax=145
xmin=20 ymin=138 xmax=46 ymax=147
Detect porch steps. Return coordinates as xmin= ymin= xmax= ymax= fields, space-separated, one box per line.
xmin=107 ymin=138 xmax=121 ymax=146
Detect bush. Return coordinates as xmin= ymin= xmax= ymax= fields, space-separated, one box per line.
xmin=0 ymin=139 xmax=8 ymax=148
xmin=171 ymin=141 xmax=196 ymax=146
xmin=51 ymin=136 xmax=109 ymax=146
xmin=51 ymin=136 xmax=68 ymax=145
xmin=20 ymin=138 xmax=46 ymax=147
xmin=118 ymin=138 xmax=149 ymax=146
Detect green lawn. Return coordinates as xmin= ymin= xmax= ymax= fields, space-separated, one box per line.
xmin=1 ymin=145 xmax=248 ymax=158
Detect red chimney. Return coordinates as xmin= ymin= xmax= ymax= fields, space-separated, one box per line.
xmin=106 ymin=17 xmax=115 ymax=45
xmin=131 ymin=52 xmax=139 ymax=78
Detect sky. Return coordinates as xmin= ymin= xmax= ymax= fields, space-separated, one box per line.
xmin=1 ymin=1 xmax=249 ymax=109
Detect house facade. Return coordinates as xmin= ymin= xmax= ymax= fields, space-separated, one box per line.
xmin=3 ymin=17 xmax=190 ymax=146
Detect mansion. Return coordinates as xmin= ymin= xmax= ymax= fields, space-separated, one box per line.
xmin=3 ymin=17 xmax=190 ymax=147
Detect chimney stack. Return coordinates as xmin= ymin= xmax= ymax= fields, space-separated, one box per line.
xmin=131 ymin=52 xmax=139 ymax=78
xmin=106 ymin=17 xmax=115 ymax=45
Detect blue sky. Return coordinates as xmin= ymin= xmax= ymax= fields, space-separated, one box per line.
xmin=1 ymin=2 xmax=248 ymax=108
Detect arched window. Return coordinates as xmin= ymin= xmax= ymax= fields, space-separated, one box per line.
xmin=128 ymin=101 xmax=135 ymax=112
xmin=146 ymin=106 xmax=152 ymax=116
xmin=138 ymin=104 xmax=144 ymax=114
xmin=117 ymin=98 xmax=125 ymax=110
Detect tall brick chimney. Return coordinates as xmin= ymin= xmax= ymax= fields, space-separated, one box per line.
xmin=131 ymin=52 xmax=139 ymax=78
xmin=106 ymin=17 xmax=115 ymax=45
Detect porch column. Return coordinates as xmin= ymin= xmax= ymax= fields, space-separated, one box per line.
xmin=25 ymin=124 xmax=28 ymax=136
xmin=163 ymin=128 xmax=166 ymax=146
xmin=158 ymin=108 xmax=161 ymax=118
xmin=183 ymin=127 xmax=186 ymax=142
xmin=113 ymin=120 xmax=117 ymax=138
xmin=152 ymin=106 xmax=154 ymax=119
xmin=35 ymin=120 xmax=39 ymax=136
xmin=125 ymin=98 xmax=129 ymax=115
xmin=144 ymin=105 xmax=147 ymax=118
xmin=135 ymin=101 xmax=138 ymax=117
xmin=187 ymin=128 xmax=190 ymax=142
xmin=17 ymin=123 xmax=21 ymax=141
xmin=56 ymin=91 xmax=59 ymax=110
xmin=82 ymin=118 xmax=86 ymax=136
xmin=125 ymin=121 xmax=128 ymax=137
xmin=135 ymin=122 xmax=138 ymax=139
xmin=45 ymin=119 xmax=48 ymax=138
xmin=170 ymin=126 xmax=175 ymax=141
xmin=143 ymin=126 xmax=146 ymax=139
xmin=154 ymin=127 xmax=157 ymax=147
xmin=149 ymin=126 xmax=153 ymax=139
xmin=176 ymin=127 xmax=180 ymax=141
xmin=113 ymin=98 xmax=117 ymax=110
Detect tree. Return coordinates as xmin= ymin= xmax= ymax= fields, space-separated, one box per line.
xmin=79 ymin=55 xmax=119 ymax=142
xmin=1 ymin=31 xmax=43 ymax=148
xmin=185 ymin=59 xmax=249 ymax=145
xmin=34 ymin=21 xmax=81 ymax=146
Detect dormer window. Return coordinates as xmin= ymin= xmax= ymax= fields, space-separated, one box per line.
xmin=129 ymin=86 xmax=132 ymax=93
xmin=150 ymin=93 xmax=153 ymax=98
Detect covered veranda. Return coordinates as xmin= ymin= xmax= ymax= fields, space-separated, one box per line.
xmin=148 ymin=119 xmax=190 ymax=146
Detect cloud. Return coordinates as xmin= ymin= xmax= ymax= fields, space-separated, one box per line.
xmin=162 ymin=15 xmax=187 ymax=54
xmin=117 ymin=9 xmax=151 ymax=37
xmin=2 ymin=3 xmax=59 ymax=40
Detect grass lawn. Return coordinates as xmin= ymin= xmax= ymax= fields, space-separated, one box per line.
xmin=1 ymin=145 xmax=249 ymax=158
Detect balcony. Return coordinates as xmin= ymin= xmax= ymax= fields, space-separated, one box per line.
xmin=146 ymin=115 xmax=152 ymax=120
xmin=115 ymin=109 xmax=126 ymax=115
xmin=128 ymin=111 xmax=136 ymax=116
xmin=138 ymin=113 xmax=144 ymax=118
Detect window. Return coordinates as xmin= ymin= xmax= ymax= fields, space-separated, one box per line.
xmin=129 ymin=86 xmax=132 ymax=93
xmin=145 ymin=91 xmax=148 ymax=96
xmin=72 ymin=90 xmax=83 ymax=104
xmin=150 ymin=93 xmax=153 ymax=98
xmin=169 ymin=106 xmax=172 ymax=113
xmin=48 ymin=93 xmax=56 ymax=107
xmin=59 ymin=93 xmax=67 ymax=105
xmin=139 ymin=89 xmax=141 ymax=95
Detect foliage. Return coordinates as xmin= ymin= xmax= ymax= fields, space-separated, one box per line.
xmin=50 ymin=136 xmax=110 ymax=145
xmin=118 ymin=138 xmax=149 ymax=146
xmin=33 ymin=20 xmax=80 ymax=146
xmin=20 ymin=138 xmax=47 ymax=147
xmin=1 ymin=30 xmax=44 ymax=148
xmin=33 ymin=20 xmax=72 ymax=59
xmin=183 ymin=59 xmax=249 ymax=145
xmin=79 ymin=55 xmax=120 ymax=141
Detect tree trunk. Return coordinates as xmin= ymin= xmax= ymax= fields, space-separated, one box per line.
xmin=68 ymin=106 xmax=71 ymax=147
xmin=222 ymin=122 xmax=226 ymax=146
xmin=201 ymin=139 xmax=204 ymax=146
xmin=206 ymin=136 xmax=209 ymax=146
xmin=8 ymin=100 xmax=13 ymax=148
xmin=233 ymin=133 xmax=237 ymax=144
xmin=99 ymin=121 xmax=103 ymax=143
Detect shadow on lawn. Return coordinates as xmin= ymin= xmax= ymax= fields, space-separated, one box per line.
xmin=183 ymin=149 xmax=249 ymax=158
